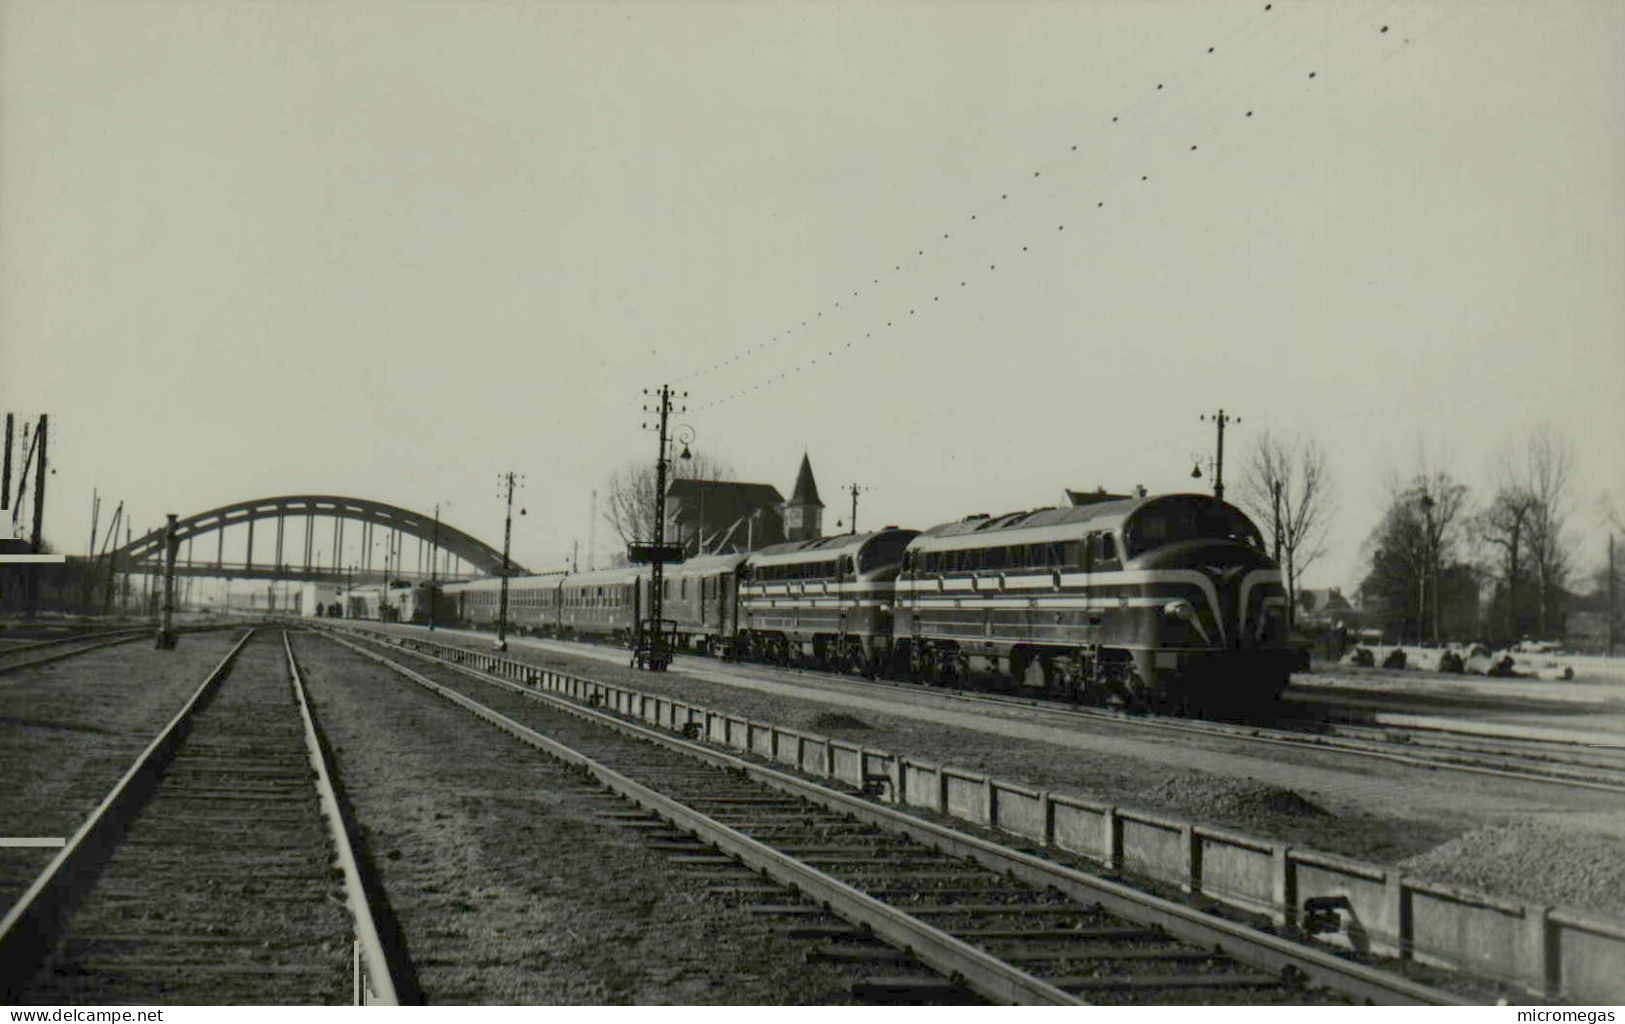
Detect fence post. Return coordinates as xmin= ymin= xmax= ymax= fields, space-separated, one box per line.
xmin=1103 ymin=808 xmax=1122 ymax=870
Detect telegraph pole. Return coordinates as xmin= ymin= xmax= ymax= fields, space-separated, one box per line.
xmin=87 ymin=489 xmax=100 ymax=557
xmin=636 ymin=384 xmax=684 ymax=671
xmin=842 ymin=483 xmax=868 ymax=535
xmin=156 ymin=513 xmax=178 ymax=649
xmin=1200 ymin=409 xmax=1237 ymax=501
xmin=429 ymin=502 xmax=441 ymax=631
xmin=495 ymin=472 xmax=523 ymax=651
xmin=25 ymin=415 xmax=48 ymax=617
xmin=2 ymin=413 xmax=12 ymax=523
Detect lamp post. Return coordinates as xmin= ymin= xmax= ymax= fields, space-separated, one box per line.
xmin=1189 ymin=452 xmax=1215 ymax=488
xmin=672 ymin=424 xmax=696 ymax=550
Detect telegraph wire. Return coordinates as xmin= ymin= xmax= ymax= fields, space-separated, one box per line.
xmin=691 ymin=6 xmax=1432 ymax=413
xmin=680 ymin=2 xmax=1414 ymax=402
xmin=672 ymin=0 xmax=1309 ymax=386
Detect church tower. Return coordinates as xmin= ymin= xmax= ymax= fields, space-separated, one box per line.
xmin=781 ymin=453 xmax=824 ymax=542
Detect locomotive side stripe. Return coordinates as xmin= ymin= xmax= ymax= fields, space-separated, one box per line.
xmin=896 ymin=596 xmax=1174 ymax=610
xmin=900 ymin=569 xmax=1225 ymax=643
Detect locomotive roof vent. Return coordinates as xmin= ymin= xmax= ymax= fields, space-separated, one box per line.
xmin=882 ymin=524 xmax=899 ymax=529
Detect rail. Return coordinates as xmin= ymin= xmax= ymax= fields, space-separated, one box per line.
xmin=0 ymin=628 xmax=150 ymax=677
xmin=0 ymin=630 xmax=257 ymax=993
xmin=331 ymin=622 xmax=1625 ymax=1004
xmin=322 ymin=625 xmax=1495 ymax=1006
xmin=282 ymin=631 xmax=403 ymax=1005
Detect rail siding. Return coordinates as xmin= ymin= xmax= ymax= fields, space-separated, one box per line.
xmin=380 ymin=630 xmax=1624 ymax=1004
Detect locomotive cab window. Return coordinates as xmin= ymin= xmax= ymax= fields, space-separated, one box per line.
xmin=1086 ymin=533 xmax=1121 ymax=571
xmin=1124 ymin=497 xmax=1265 ymax=557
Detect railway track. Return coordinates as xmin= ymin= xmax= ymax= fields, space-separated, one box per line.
xmin=0 ymin=629 xmax=404 ymax=1005
xmin=0 ymin=628 xmax=152 ymax=677
xmin=319 ymin=626 xmax=1470 ymax=1007
xmin=352 ymin=622 xmax=1625 ymax=795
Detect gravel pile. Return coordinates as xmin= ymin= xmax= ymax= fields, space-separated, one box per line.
xmin=1401 ymin=822 xmax=1625 ymax=917
xmin=808 ymin=711 xmax=871 ymax=732
xmin=1146 ymin=773 xmax=1329 ymax=824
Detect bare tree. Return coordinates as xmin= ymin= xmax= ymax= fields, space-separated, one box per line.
xmin=1237 ymin=429 xmax=1333 ymax=625
xmin=1521 ymin=426 xmax=1574 ymax=636
xmin=601 ymin=452 xmax=732 ymax=558
xmin=1473 ymin=483 xmax=1537 ymax=642
xmin=1361 ymin=466 xmax=1469 ymax=643
xmin=1471 ymin=427 xmax=1575 ymax=640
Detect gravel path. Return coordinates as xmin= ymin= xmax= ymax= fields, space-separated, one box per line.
xmin=292 ymin=632 xmax=870 ymax=1004
xmin=0 ymin=631 xmax=244 ymax=908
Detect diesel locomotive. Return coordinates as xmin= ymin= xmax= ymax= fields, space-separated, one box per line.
xmin=434 ymin=491 xmax=1292 ymax=705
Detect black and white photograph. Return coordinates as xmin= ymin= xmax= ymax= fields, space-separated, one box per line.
xmin=1 ymin=0 xmax=1622 ymax=1010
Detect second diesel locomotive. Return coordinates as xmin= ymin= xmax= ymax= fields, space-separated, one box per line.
xmin=436 ymin=491 xmax=1292 ymax=705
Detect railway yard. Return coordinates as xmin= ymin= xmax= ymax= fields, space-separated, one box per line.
xmin=2 ymin=619 xmax=1621 ymax=1006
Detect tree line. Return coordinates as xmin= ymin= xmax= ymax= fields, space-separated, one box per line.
xmin=1244 ymin=423 xmax=1617 ymax=648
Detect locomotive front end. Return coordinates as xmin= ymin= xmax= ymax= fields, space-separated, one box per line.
xmin=1120 ymin=495 xmax=1294 ymax=705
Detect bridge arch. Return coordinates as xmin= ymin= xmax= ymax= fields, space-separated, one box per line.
xmin=113 ymin=495 xmax=521 ymax=582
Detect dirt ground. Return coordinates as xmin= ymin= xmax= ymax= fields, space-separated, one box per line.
xmin=291 ymin=632 xmax=870 ymax=1004
xmin=0 ymin=630 xmax=245 ymax=907
xmin=354 ymin=625 xmax=1625 ymax=916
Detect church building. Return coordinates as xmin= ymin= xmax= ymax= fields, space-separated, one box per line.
xmin=664 ymin=452 xmax=826 ymax=554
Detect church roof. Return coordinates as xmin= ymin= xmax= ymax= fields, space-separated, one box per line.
xmin=789 ymin=453 xmax=822 ymax=507
xmin=665 ymin=479 xmax=783 ymax=523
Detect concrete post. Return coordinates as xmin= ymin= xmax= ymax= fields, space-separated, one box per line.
xmin=156 ymin=514 xmax=179 ymax=649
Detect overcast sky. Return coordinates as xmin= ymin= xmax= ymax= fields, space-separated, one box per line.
xmin=2 ymin=0 xmax=1621 ymax=590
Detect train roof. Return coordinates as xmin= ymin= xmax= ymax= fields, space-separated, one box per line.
xmin=442 ymin=572 xmax=566 ymax=592
xmin=908 ymin=493 xmax=1258 ymax=553
xmin=906 ymin=494 xmax=1247 ymax=552
xmin=748 ymin=528 xmax=915 ymax=566
xmin=665 ymin=552 xmax=750 ymax=573
xmin=557 ymin=567 xmax=642 ymax=589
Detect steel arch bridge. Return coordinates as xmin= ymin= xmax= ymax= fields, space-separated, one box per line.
xmin=112 ymin=495 xmax=522 ymax=584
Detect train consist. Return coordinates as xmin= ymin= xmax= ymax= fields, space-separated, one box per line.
xmin=365 ymin=492 xmax=1294 ymax=705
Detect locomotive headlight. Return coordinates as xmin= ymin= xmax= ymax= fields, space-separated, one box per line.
xmin=1162 ymin=599 xmax=1194 ymax=620
xmin=1162 ymin=600 xmax=1213 ymax=645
